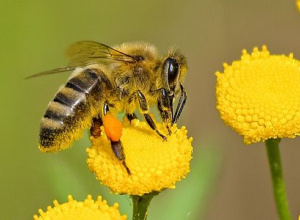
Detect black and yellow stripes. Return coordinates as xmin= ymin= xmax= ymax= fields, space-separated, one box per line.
xmin=39 ymin=67 xmax=111 ymax=152
xmin=36 ymin=42 xmax=188 ymax=155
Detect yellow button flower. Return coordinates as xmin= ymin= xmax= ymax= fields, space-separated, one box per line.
xmin=33 ymin=195 xmax=126 ymax=220
xmin=87 ymin=119 xmax=193 ymax=196
xmin=216 ymin=46 xmax=300 ymax=144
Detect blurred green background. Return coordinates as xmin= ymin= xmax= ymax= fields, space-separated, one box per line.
xmin=1 ymin=0 xmax=300 ymax=219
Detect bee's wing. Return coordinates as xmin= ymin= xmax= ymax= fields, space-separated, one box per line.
xmin=25 ymin=67 xmax=75 ymax=79
xmin=66 ymin=41 xmax=137 ymax=66
xmin=26 ymin=41 xmax=137 ymax=79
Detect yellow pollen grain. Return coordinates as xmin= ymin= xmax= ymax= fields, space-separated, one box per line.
xmin=216 ymin=46 xmax=300 ymax=144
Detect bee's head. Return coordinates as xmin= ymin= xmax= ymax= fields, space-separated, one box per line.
xmin=162 ymin=50 xmax=187 ymax=95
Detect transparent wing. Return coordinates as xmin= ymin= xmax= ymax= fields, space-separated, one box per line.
xmin=66 ymin=41 xmax=137 ymax=66
xmin=26 ymin=41 xmax=138 ymax=79
xmin=25 ymin=67 xmax=75 ymax=79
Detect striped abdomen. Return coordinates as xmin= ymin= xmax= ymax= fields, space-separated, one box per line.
xmin=39 ymin=67 xmax=111 ymax=152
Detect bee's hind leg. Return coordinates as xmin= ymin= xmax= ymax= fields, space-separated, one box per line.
xmin=103 ymin=102 xmax=131 ymax=174
xmin=110 ymin=140 xmax=131 ymax=174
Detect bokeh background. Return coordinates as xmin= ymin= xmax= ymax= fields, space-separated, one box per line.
xmin=1 ymin=0 xmax=300 ymax=219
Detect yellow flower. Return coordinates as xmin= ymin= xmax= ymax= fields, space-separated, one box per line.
xmin=87 ymin=119 xmax=193 ymax=196
xmin=216 ymin=46 xmax=300 ymax=144
xmin=297 ymin=0 xmax=300 ymax=13
xmin=33 ymin=195 xmax=126 ymax=220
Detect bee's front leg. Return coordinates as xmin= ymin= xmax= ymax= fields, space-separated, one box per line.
xmin=136 ymin=90 xmax=167 ymax=140
xmin=157 ymin=88 xmax=173 ymax=135
xmin=172 ymin=84 xmax=187 ymax=124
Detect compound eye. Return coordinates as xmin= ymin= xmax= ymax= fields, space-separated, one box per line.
xmin=163 ymin=57 xmax=179 ymax=84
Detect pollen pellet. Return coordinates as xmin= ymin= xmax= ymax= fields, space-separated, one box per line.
xmin=35 ymin=41 xmax=187 ymax=153
xmin=103 ymin=114 xmax=123 ymax=141
xmin=87 ymin=121 xmax=193 ymax=195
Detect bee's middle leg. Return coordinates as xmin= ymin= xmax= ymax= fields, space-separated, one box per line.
xmin=126 ymin=113 xmax=137 ymax=122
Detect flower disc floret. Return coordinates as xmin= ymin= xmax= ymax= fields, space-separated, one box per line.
xmin=33 ymin=195 xmax=126 ymax=220
xmin=87 ymin=119 xmax=193 ymax=196
xmin=216 ymin=46 xmax=300 ymax=144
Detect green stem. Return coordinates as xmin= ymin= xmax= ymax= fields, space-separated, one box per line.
xmin=131 ymin=193 xmax=156 ymax=220
xmin=265 ymin=138 xmax=291 ymax=220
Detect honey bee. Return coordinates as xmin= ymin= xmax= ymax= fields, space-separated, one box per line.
xmin=29 ymin=41 xmax=187 ymax=173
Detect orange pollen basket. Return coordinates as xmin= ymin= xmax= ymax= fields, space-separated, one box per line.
xmin=103 ymin=114 xmax=123 ymax=141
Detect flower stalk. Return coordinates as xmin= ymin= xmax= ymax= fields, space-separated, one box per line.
xmin=265 ymin=138 xmax=291 ymax=220
xmin=131 ymin=193 xmax=157 ymax=220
